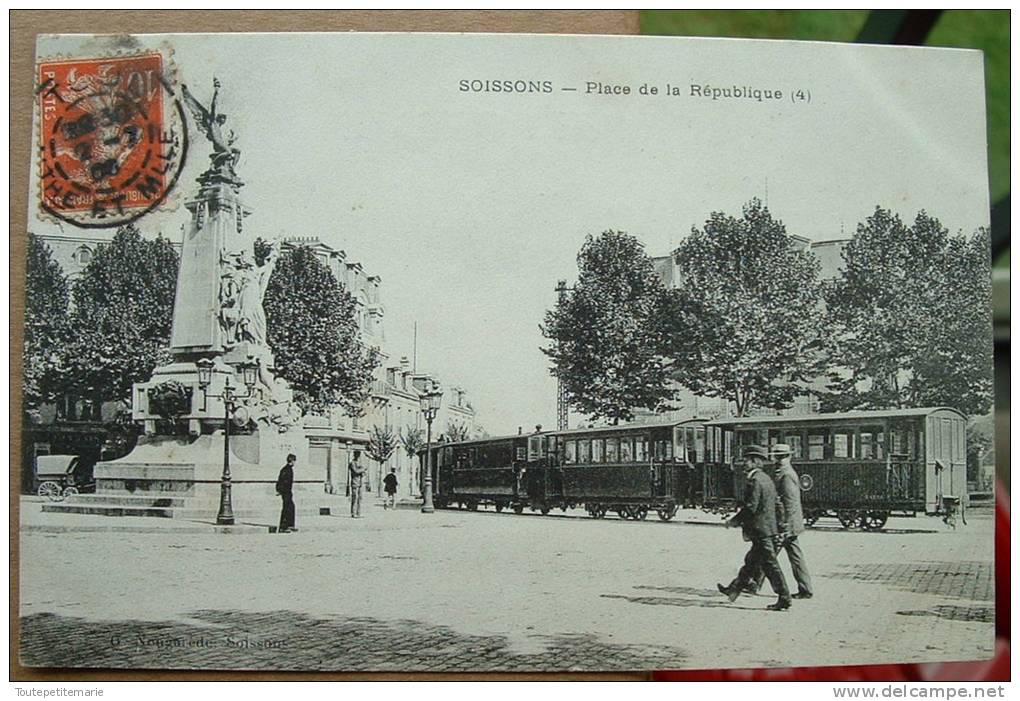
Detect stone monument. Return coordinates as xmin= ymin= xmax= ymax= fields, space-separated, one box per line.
xmin=62 ymin=79 xmax=321 ymax=522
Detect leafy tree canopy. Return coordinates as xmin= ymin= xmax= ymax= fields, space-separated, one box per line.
xmin=541 ymin=230 xmax=685 ymax=423
xmin=23 ymin=233 xmax=71 ymax=410
xmin=63 ymin=225 xmax=179 ymax=407
xmin=673 ymin=199 xmax=824 ymax=416
xmin=260 ymin=241 xmax=381 ymax=416
xmin=823 ymin=208 xmax=992 ymax=416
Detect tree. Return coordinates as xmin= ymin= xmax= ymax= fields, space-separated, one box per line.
xmin=366 ymin=424 xmax=398 ymax=497
xmin=63 ymin=225 xmax=179 ymax=415
xmin=443 ymin=419 xmax=471 ymax=443
xmin=673 ymin=199 xmax=824 ymax=416
xmin=23 ymin=233 xmax=71 ymax=412
xmin=399 ymin=425 xmax=426 ymax=495
xmin=541 ymin=230 xmax=684 ymax=423
xmin=822 ymin=209 xmax=992 ymax=416
xmin=259 ymin=241 xmax=381 ymax=416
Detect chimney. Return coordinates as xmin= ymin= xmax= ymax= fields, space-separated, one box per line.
xmin=518 ymin=426 xmax=522 ymax=435
xmin=535 ymin=424 xmax=542 ymax=433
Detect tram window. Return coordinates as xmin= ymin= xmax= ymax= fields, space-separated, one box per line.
xmin=591 ymin=438 xmax=604 ymax=463
xmin=578 ymin=440 xmax=591 ymax=464
xmin=859 ymin=428 xmax=884 ymax=459
xmin=724 ymin=431 xmax=733 ymax=463
xmin=808 ymin=432 xmax=828 ymax=460
xmin=564 ymin=441 xmax=576 ymax=464
xmin=620 ymin=437 xmax=634 ymax=462
xmin=787 ymin=434 xmax=803 ymax=459
xmin=606 ymin=438 xmax=619 ymax=463
xmin=635 ymin=436 xmax=648 ymax=462
xmin=833 ymin=431 xmax=855 ymax=459
xmin=695 ymin=428 xmax=705 ymax=463
xmin=664 ymin=439 xmax=673 ymax=460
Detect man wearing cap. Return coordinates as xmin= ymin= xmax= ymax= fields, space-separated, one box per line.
xmin=717 ymin=445 xmax=793 ymax=611
xmin=747 ymin=443 xmax=814 ymax=599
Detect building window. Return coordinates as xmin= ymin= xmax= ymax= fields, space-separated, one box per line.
xmin=75 ymin=246 xmax=93 ymax=265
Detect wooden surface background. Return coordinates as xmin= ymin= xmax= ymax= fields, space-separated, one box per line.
xmin=9 ymin=10 xmax=648 ymax=681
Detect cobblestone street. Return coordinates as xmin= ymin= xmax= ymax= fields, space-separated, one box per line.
xmin=18 ymin=500 xmax=996 ymax=672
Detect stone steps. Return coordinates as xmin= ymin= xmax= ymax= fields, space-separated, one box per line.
xmin=41 ymin=501 xmax=330 ymax=519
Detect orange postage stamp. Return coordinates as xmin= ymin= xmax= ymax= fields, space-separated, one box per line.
xmin=36 ymin=52 xmax=186 ymax=228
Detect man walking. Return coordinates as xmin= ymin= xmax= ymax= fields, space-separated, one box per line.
xmin=747 ymin=444 xmax=814 ymax=598
xmin=275 ymin=453 xmax=297 ymax=533
xmin=383 ymin=467 xmax=399 ymax=510
xmin=348 ymin=451 xmax=367 ymax=518
xmin=717 ymin=445 xmax=793 ymax=611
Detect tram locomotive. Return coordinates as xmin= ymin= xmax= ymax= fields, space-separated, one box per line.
xmin=422 ymin=407 xmax=968 ymax=530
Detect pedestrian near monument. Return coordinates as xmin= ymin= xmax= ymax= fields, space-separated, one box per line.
xmin=383 ymin=467 xmax=398 ymax=509
xmin=275 ymin=453 xmax=297 ymax=533
xmin=348 ymin=452 xmax=367 ymax=518
xmin=717 ymin=445 xmax=793 ymax=611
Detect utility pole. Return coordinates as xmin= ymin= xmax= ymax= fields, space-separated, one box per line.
xmin=555 ymin=280 xmax=570 ymax=431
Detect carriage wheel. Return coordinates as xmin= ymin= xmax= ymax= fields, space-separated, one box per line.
xmin=634 ymin=506 xmax=649 ymax=521
xmin=616 ymin=506 xmax=630 ymax=520
xmin=657 ymin=504 xmax=678 ymax=521
xmin=803 ymin=512 xmax=821 ymax=528
xmin=862 ymin=511 xmax=889 ymax=531
xmin=37 ymin=481 xmax=62 ymax=502
xmin=512 ymin=503 xmax=525 ymax=515
xmin=596 ymin=505 xmax=607 ymax=519
xmin=62 ymin=486 xmax=79 ymax=500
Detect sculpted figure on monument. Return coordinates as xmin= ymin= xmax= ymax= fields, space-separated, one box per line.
xmin=218 ymin=241 xmax=280 ymax=350
xmin=182 ymin=78 xmax=241 ymax=178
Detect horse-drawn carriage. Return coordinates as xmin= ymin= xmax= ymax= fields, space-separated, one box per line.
xmin=33 ymin=455 xmax=95 ymax=502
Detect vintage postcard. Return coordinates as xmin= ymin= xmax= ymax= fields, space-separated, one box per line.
xmin=18 ymin=32 xmax=995 ymax=672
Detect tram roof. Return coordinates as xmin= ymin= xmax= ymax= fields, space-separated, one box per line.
xmin=704 ymin=407 xmax=964 ymax=426
xmin=551 ymin=416 xmax=707 ymax=437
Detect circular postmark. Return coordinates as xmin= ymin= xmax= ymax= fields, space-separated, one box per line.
xmin=799 ymin=473 xmax=814 ymax=491
xmin=36 ymin=52 xmax=188 ymax=229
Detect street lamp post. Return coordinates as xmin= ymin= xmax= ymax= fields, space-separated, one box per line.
xmin=418 ymin=384 xmax=443 ymax=514
xmin=196 ymin=357 xmax=259 ymax=526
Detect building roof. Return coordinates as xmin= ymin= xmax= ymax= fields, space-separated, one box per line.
xmin=705 ymin=407 xmax=964 ymax=426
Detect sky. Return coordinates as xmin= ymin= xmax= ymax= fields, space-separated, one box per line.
xmin=30 ymin=33 xmax=991 ymax=434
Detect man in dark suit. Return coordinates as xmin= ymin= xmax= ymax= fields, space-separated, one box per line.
xmin=275 ymin=453 xmax=297 ymax=533
xmin=718 ymin=445 xmax=792 ymax=611
xmin=746 ymin=443 xmax=814 ymax=598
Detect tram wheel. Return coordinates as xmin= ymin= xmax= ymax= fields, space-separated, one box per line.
xmin=467 ymin=501 xmax=479 ymax=511
xmin=512 ymin=503 xmax=525 ymax=515
xmin=862 ymin=511 xmax=889 ymax=531
xmin=657 ymin=504 xmax=678 ymax=521
xmin=634 ymin=506 xmax=648 ymax=521
xmin=495 ymin=502 xmax=504 ymax=513
xmin=616 ymin=507 xmax=630 ymax=520
xmin=540 ymin=506 xmax=551 ymax=516
xmin=837 ymin=510 xmax=865 ymax=530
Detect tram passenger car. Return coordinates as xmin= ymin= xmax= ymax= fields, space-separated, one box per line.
xmin=702 ymin=407 xmax=968 ymax=529
xmin=554 ymin=420 xmax=704 ymax=520
xmin=427 ymin=431 xmax=551 ymax=514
